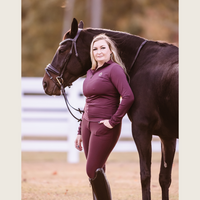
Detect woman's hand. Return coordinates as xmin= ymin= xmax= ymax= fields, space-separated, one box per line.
xmin=99 ymin=119 xmax=113 ymax=129
xmin=75 ymin=135 xmax=83 ymax=151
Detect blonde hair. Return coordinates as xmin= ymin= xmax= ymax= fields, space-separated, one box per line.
xmin=90 ymin=34 xmax=129 ymax=79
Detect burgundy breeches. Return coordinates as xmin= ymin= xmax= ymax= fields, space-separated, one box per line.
xmin=81 ymin=118 xmax=121 ymax=179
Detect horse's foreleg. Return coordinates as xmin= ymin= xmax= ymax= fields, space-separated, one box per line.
xmin=132 ymin=123 xmax=152 ymax=200
xmin=159 ymin=137 xmax=176 ymax=200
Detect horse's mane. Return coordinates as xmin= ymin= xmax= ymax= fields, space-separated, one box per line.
xmin=85 ymin=28 xmax=177 ymax=48
xmin=86 ymin=27 xmax=133 ymax=36
xmin=85 ymin=27 xmax=145 ymax=42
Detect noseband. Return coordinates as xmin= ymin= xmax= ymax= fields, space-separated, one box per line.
xmin=45 ymin=28 xmax=84 ymax=122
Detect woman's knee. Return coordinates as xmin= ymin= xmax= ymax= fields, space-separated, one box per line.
xmin=86 ymin=165 xmax=96 ymax=179
xmin=86 ymin=164 xmax=106 ymax=179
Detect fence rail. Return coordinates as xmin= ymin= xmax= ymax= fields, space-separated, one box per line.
xmin=21 ymin=77 xmax=178 ymax=163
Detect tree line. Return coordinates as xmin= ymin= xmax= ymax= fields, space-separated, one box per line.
xmin=22 ymin=0 xmax=178 ymax=77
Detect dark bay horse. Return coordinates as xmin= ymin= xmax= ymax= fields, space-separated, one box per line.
xmin=43 ymin=18 xmax=178 ymax=200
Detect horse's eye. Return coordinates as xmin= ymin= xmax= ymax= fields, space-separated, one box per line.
xmin=59 ymin=47 xmax=66 ymax=54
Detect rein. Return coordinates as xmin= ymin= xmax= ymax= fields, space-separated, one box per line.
xmin=60 ymin=85 xmax=84 ymax=122
xmin=45 ymin=28 xmax=84 ymax=122
xmin=129 ymin=40 xmax=147 ymax=73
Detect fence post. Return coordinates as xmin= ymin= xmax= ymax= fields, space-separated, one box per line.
xmin=67 ymin=115 xmax=79 ymax=163
xmin=66 ymin=79 xmax=84 ymax=163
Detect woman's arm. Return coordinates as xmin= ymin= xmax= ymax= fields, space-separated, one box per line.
xmin=109 ymin=64 xmax=134 ymax=127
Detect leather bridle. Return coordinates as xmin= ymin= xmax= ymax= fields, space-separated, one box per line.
xmin=45 ymin=28 xmax=83 ymax=87
xmin=45 ymin=28 xmax=84 ymax=122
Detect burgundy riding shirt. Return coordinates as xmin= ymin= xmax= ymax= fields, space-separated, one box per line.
xmin=78 ymin=60 xmax=134 ymax=135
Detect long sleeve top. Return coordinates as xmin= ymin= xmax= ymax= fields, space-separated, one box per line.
xmin=77 ymin=60 xmax=134 ymax=135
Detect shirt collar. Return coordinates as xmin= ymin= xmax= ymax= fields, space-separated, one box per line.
xmin=90 ymin=60 xmax=114 ymax=74
xmin=97 ymin=59 xmax=114 ymax=69
xmin=104 ymin=59 xmax=114 ymax=66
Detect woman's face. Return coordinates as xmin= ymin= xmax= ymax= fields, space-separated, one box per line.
xmin=92 ymin=39 xmax=112 ymax=66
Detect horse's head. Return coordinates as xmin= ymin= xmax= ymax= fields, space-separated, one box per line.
xmin=43 ymin=18 xmax=91 ymax=95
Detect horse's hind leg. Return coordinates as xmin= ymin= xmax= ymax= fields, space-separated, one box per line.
xmin=159 ymin=137 xmax=176 ymax=200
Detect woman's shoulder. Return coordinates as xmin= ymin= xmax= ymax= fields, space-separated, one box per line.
xmin=106 ymin=60 xmax=121 ymax=69
xmin=109 ymin=62 xmax=124 ymax=73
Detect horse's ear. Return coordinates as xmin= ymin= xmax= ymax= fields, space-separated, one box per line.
xmin=78 ymin=20 xmax=84 ymax=29
xmin=70 ymin=18 xmax=78 ymax=38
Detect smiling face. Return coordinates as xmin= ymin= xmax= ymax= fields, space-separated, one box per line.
xmin=92 ymin=39 xmax=112 ymax=68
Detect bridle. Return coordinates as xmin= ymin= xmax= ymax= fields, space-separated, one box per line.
xmin=45 ymin=28 xmax=83 ymax=87
xmin=45 ymin=28 xmax=84 ymax=122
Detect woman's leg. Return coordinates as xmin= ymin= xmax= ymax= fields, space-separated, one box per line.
xmin=87 ymin=122 xmax=121 ymax=200
xmin=86 ymin=122 xmax=121 ymax=179
xmin=81 ymin=118 xmax=106 ymax=174
xmin=81 ymin=118 xmax=98 ymax=200
xmin=81 ymin=120 xmax=121 ymax=200
xmin=81 ymin=118 xmax=91 ymax=159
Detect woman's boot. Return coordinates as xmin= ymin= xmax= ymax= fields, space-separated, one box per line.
xmin=89 ymin=168 xmax=112 ymax=200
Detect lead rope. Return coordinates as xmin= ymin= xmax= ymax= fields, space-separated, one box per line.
xmin=61 ymin=85 xmax=84 ymax=122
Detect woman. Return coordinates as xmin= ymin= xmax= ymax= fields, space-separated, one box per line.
xmin=75 ymin=34 xmax=134 ymax=200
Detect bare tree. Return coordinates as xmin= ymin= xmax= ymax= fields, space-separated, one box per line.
xmin=62 ymin=0 xmax=102 ymax=37
xmin=90 ymin=0 xmax=102 ymax=28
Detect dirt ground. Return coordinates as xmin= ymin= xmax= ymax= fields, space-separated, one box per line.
xmin=22 ymin=152 xmax=178 ymax=200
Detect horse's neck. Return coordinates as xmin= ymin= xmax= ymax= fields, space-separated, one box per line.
xmin=85 ymin=28 xmax=145 ymax=72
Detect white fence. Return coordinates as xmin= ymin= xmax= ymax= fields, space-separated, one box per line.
xmin=21 ymin=77 xmax=178 ymax=163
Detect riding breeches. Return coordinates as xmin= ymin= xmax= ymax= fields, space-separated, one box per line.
xmin=81 ymin=117 xmax=121 ymax=179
